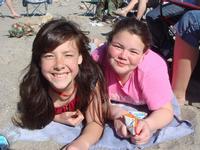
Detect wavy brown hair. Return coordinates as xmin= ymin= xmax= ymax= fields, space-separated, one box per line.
xmin=107 ymin=17 xmax=152 ymax=52
xmin=13 ymin=19 xmax=108 ymax=129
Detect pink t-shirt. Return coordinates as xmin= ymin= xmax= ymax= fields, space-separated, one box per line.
xmin=92 ymin=44 xmax=173 ymax=110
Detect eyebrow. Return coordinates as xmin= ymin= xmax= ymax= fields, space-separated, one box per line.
xmin=112 ymin=42 xmax=142 ymax=53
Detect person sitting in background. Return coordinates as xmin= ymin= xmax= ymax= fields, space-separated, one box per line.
xmin=94 ymin=0 xmax=123 ymax=22
xmin=114 ymin=0 xmax=159 ymax=20
xmin=146 ymin=0 xmax=199 ymax=59
xmin=172 ymin=10 xmax=200 ymax=105
xmin=0 ymin=0 xmax=20 ymax=18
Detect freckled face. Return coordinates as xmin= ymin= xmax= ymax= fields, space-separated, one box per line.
xmin=108 ymin=30 xmax=146 ymax=81
xmin=40 ymin=39 xmax=82 ymax=91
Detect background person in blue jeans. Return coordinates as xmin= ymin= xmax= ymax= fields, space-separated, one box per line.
xmin=172 ymin=10 xmax=200 ymax=105
xmin=146 ymin=0 xmax=199 ymax=58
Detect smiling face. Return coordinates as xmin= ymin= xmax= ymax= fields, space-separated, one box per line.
xmin=40 ymin=39 xmax=82 ymax=92
xmin=107 ymin=30 xmax=146 ymax=83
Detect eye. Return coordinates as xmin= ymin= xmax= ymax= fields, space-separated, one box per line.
xmin=64 ymin=53 xmax=73 ymax=57
xmin=42 ymin=53 xmax=54 ymax=59
xmin=129 ymin=50 xmax=138 ymax=54
xmin=112 ymin=44 xmax=123 ymax=50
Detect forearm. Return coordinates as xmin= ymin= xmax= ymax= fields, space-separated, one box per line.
xmin=71 ymin=122 xmax=103 ymax=149
xmin=126 ymin=0 xmax=138 ymax=11
xmin=144 ymin=108 xmax=173 ymax=132
xmin=136 ymin=0 xmax=148 ymax=20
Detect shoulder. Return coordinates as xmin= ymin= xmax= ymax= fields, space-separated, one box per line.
xmin=138 ymin=49 xmax=168 ymax=72
xmin=136 ymin=50 xmax=173 ymax=110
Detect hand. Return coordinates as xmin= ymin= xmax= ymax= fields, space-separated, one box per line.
xmin=114 ymin=117 xmax=131 ymax=138
xmin=54 ymin=110 xmax=84 ymax=126
xmin=108 ymin=104 xmax=129 ymax=120
xmin=130 ymin=119 xmax=152 ymax=145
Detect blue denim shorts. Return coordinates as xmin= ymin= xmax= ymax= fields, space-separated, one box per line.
xmin=0 ymin=0 xmax=5 ymax=6
xmin=176 ymin=10 xmax=200 ymax=49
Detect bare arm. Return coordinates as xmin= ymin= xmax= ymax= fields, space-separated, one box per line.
xmin=108 ymin=101 xmax=173 ymax=145
xmin=132 ymin=101 xmax=173 ymax=144
xmin=136 ymin=0 xmax=148 ymax=20
xmin=144 ymin=101 xmax=173 ymax=132
xmin=54 ymin=110 xmax=84 ymax=126
xmin=66 ymin=84 xmax=104 ymax=150
xmin=125 ymin=0 xmax=139 ymax=12
xmin=67 ymin=122 xmax=103 ymax=150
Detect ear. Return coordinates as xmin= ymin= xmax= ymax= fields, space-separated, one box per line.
xmin=78 ymin=55 xmax=83 ymax=65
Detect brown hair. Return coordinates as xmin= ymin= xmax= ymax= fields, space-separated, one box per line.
xmin=107 ymin=17 xmax=152 ymax=52
xmin=13 ymin=19 xmax=108 ymax=129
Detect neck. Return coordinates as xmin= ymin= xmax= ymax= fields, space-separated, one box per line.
xmin=49 ymin=84 xmax=77 ymax=102
xmin=117 ymin=72 xmax=132 ymax=85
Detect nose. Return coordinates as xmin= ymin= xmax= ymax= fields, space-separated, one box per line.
xmin=119 ymin=49 xmax=128 ymax=60
xmin=54 ymin=56 xmax=65 ymax=70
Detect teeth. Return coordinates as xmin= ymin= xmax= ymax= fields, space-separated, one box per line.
xmin=53 ymin=73 xmax=66 ymax=78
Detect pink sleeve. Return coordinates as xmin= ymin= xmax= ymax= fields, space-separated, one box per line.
xmin=139 ymin=51 xmax=173 ymax=110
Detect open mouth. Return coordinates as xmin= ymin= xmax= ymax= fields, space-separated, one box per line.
xmin=52 ymin=73 xmax=68 ymax=79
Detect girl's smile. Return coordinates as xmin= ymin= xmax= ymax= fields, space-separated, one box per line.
xmin=41 ymin=39 xmax=82 ymax=92
xmin=51 ymin=72 xmax=70 ymax=80
xmin=108 ymin=30 xmax=146 ymax=83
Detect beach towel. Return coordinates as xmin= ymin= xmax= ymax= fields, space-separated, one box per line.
xmin=4 ymin=97 xmax=193 ymax=150
xmin=0 ymin=135 xmax=9 ymax=150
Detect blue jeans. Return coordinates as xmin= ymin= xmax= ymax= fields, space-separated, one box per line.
xmin=146 ymin=3 xmax=187 ymax=50
xmin=176 ymin=10 xmax=200 ymax=49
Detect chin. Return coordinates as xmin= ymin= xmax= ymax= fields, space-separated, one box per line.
xmin=113 ymin=67 xmax=127 ymax=74
xmin=51 ymin=83 xmax=68 ymax=91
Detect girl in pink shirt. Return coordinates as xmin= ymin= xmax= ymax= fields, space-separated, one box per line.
xmin=91 ymin=17 xmax=193 ymax=148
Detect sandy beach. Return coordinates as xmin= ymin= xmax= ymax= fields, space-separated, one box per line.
xmin=0 ymin=0 xmax=200 ymax=149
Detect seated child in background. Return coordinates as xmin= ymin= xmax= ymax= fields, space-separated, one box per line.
xmin=95 ymin=0 xmax=123 ymax=22
xmin=12 ymin=19 xmax=108 ymax=150
xmin=91 ymin=17 xmax=193 ymax=148
xmin=114 ymin=0 xmax=159 ymax=20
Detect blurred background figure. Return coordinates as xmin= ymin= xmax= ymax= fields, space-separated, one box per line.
xmin=0 ymin=0 xmax=20 ymax=18
xmin=94 ymin=0 xmax=123 ymax=22
xmin=172 ymin=10 xmax=200 ymax=105
xmin=146 ymin=0 xmax=199 ymax=59
xmin=114 ymin=0 xmax=159 ymax=20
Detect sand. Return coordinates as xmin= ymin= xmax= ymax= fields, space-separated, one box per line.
xmin=0 ymin=0 xmax=200 ymax=149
